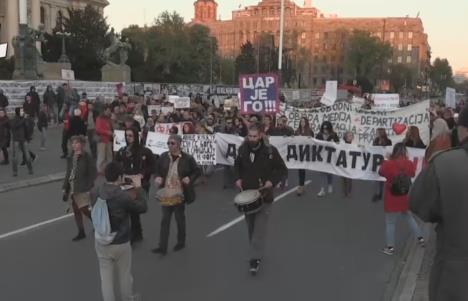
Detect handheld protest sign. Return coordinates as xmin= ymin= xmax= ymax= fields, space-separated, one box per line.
xmin=239 ymin=73 xmax=279 ymax=115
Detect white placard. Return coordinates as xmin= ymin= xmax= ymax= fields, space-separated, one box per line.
xmin=145 ymin=132 xmax=169 ymax=155
xmin=154 ymin=123 xmax=183 ymax=135
xmin=113 ymin=130 xmax=126 ymax=152
xmin=320 ymin=81 xmax=338 ymax=106
xmin=174 ymin=97 xmax=191 ymax=109
xmin=168 ymin=95 xmax=179 ymax=104
xmin=161 ymin=106 xmax=174 ymax=115
xmin=0 ymin=43 xmax=7 ymax=58
xmin=372 ymin=94 xmax=400 ymax=111
xmin=61 ymin=69 xmax=75 ymax=81
xmin=147 ymin=105 xmax=161 ymax=115
xmin=445 ymin=87 xmax=456 ymax=109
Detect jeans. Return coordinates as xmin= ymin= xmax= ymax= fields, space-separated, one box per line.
xmin=158 ymin=204 xmax=186 ymax=251
xmin=12 ymin=141 xmax=32 ymax=174
xmin=298 ymin=169 xmax=306 ymax=186
xmin=40 ymin=128 xmax=47 ymax=148
xmin=95 ymin=241 xmax=137 ymax=301
xmin=245 ymin=202 xmax=272 ymax=260
xmin=385 ymin=212 xmax=423 ymax=247
xmin=97 ymin=142 xmax=113 ymax=173
xmin=320 ymin=172 xmax=333 ymax=188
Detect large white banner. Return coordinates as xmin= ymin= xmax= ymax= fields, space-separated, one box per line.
xmin=280 ymin=100 xmax=430 ymax=145
xmin=214 ymin=133 xmax=425 ymax=181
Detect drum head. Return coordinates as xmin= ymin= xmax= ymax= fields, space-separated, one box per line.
xmin=234 ymin=190 xmax=261 ymax=205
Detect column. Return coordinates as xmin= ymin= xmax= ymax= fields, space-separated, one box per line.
xmin=5 ymin=0 xmax=19 ymax=56
xmin=30 ymin=0 xmax=41 ymax=53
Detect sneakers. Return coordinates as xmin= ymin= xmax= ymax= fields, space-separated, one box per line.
xmin=328 ymin=185 xmax=333 ymax=194
xmin=381 ymin=246 xmax=395 ymax=256
xmin=249 ymin=259 xmax=261 ymax=275
xmin=296 ymin=186 xmax=304 ymax=196
xmin=151 ymin=247 xmax=167 ymax=256
xmin=173 ymin=243 xmax=185 ymax=252
xmin=418 ymin=237 xmax=425 ymax=248
xmin=317 ymin=188 xmax=326 ymax=197
xmin=72 ymin=231 xmax=86 ymax=242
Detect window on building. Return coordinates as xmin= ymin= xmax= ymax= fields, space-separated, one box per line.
xmin=398 ymin=44 xmax=403 ymax=51
xmin=397 ymin=56 xmax=402 ymax=63
xmin=408 ymin=32 xmax=413 ymax=39
xmin=399 ymin=32 xmax=404 ymax=39
xmin=390 ymin=32 xmax=395 ymax=39
xmin=407 ymin=44 xmax=412 ymax=51
xmin=40 ymin=6 xmax=45 ymax=24
xmin=406 ymin=56 xmax=412 ymax=63
xmin=301 ymin=32 xmax=306 ymax=39
xmin=376 ymin=32 xmax=382 ymax=39
xmin=388 ymin=58 xmax=393 ymax=63
xmin=324 ymin=32 xmax=329 ymax=39
xmin=315 ymin=32 xmax=320 ymax=39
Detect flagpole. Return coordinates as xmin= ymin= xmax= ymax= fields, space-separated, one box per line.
xmin=278 ymin=0 xmax=285 ymax=71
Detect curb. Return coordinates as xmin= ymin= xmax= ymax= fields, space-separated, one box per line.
xmin=382 ymin=223 xmax=432 ymax=301
xmin=0 ymin=172 xmax=66 ymax=193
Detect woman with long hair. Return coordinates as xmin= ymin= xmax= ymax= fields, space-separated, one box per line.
xmin=295 ymin=117 xmax=314 ymax=196
xmin=372 ymin=128 xmax=392 ymax=202
xmin=378 ymin=143 xmax=424 ymax=255
xmin=404 ymin=126 xmax=426 ymax=149
xmin=316 ymin=121 xmax=339 ymax=197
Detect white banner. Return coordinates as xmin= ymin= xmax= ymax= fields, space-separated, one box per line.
xmin=145 ymin=132 xmax=169 ymax=155
xmin=174 ymin=97 xmax=191 ymax=109
xmin=182 ymin=134 xmax=216 ymax=166
xmin=320 ymin=81 xmax=338 ymax=106
xmin=280 ymin=100 xmax=430 ymax=145
xmin=445 ymin=87 xmax=456 ymax=109
xmin=214 ymin=133 xmax=425 ymax=181
xmin=372 ymin=94 xmax=400 ymax=111
xmin=113 ymin=130 xmax=126 ymax=152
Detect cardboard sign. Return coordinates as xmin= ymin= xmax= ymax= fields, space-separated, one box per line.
xmin=372 ymin=94 xmax=400 ymax=111
xmin=0 ymin=43 xmax=7 ymax=58
xmin=239 ymin=73 xmax=279 ymax=115
xmin=145 ymin=132 xmax=169 ymax=155
xmin=113 ymin=130 xmax=126 ymax=152
xmin=445 ymin=87 xmax=456 ymax=109
xmin=61 ymin=69 xmax=75 ymax=81
xmin=174 ymin=97 xmax=191 ymax=109
xmin=320 ymin=81 xmax=338 ymax=106
xmin=168 ymin=95 xmax=179 ymax=104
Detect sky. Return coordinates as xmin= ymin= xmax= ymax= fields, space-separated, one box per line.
xmin=105 ymin=0 xmax=468 ymax=71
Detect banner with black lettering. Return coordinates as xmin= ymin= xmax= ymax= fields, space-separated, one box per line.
xmin=214 ymin=133 xmax=425 ymax=181
xmin=182 ymin=134 xmax=216 ymax=166
xmin=280 ymin=100 xmax=430 ymax=145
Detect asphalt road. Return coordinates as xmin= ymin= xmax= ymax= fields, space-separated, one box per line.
xmin=0 ymin=170 xmax=414 ymax=301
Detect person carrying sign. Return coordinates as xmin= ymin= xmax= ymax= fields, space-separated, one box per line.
xmin=234 ymin=123 xmax=288 ymax=275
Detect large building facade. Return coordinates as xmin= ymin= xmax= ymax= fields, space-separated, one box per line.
xmin=193 ymin=0 xmax=430 ymax=89
xmin=0 ymin=0 xmax=108 ymax=56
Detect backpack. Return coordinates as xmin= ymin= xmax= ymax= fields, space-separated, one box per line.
xmin=391 ymin=163 xmax=412 ymax=196
xmin=91 ymin=197 xmax=116 ymax=245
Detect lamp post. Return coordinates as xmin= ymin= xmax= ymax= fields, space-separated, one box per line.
xmin=278 ymin=0 xmax=285 ymax=71
xmin=56 ymin=27 xmax=71 ymax=63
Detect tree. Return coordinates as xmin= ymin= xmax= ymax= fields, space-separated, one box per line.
xmin=389 ymin=64 xmax=413 ymax=93
xmin=121 ymin=25 xmax=147 ymax=82
xmin=42 ymin=5 xmax=110 ymax=80
xmin=0 ymin=57 xmax=15 ymax=80
xmin=345 ymin=30 xmax=392 ymax=92
xmin=235 ymin=41 xmax=256 ymax=78
xmin=218 ymin=57 xmax=236 ymax=85
xmin=430 ymin=58 xmax=455 ymax=95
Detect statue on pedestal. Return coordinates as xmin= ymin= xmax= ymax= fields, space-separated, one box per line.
xmin=101 ymin=29 xmax=132 ymax=82
xmin=12 ymin=25 xmax=46 ymax=79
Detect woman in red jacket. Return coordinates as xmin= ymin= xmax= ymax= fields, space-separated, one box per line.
xmin=378 ymin=142 xmax=425 ymax=255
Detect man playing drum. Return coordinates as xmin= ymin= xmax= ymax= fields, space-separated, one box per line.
xmin=234 ymin=123 xmax=288 ymax=275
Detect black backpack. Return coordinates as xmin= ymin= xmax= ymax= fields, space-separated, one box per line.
xmin=391 ymin=163 xmax=412 ymax=196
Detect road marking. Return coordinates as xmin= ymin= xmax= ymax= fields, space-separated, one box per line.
xmin=0 ymin=214 xmax=73 ymax=240
xmin=206 ymin=180 xmax=312 ymax=238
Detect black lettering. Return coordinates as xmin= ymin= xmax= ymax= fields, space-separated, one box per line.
xmin=312 ymin=145 xmax=323 ymax=162
xmin=226 ymin=144 xmax=237 ymax=159
xmin=336 ymin=150 xmax=347 ymax=168
xmin=362 ymin=152 xmax=371 ymax=170
xmin=299 ymin=145 xmax=310 ymax=162
xmin=372 ymin=154 xmax=385 ymax=172
xmin=324 ymin=146 xmax=337 ymax=163
xmin=287 ymin=145 xmax=298 ymax=161
xmin=349 ymin=151 xmax=361 ymax=169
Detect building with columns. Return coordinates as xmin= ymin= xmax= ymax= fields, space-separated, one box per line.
xmin=193 ymin=0 xmax=430 ymax=88
xmin=0 ymin=0 xmax=108 ymax=57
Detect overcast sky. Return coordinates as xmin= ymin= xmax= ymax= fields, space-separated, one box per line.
xmin=105 ymin=0 xmax=468 ymax=71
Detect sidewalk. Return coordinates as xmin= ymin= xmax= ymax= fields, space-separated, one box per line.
xmin=412 ymin=229 xmax=435 ymax=301
xmin=0 ymin=126 xmax=67 ymax=192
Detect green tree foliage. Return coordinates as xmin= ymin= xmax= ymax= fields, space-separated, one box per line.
xmin=0 ymin=57 xmax=15 ymax=80
xmin=430 ymin=58 xmax=455 ymax=95
xmin=42 ymin=5 xmax=110 ymax=80
xmin=345 ymin=30 xmax=392 ymax=92
xmin=235 ymin=41 xmax=256 ymax=78
xmin=122 ymin=11 xmax=219 ymax=84
xmin=389 ymin=64 xmax=413 ymax=93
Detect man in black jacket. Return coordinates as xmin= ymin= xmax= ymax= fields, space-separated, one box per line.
xmin=0 ymin=89 xmax=9 ymax=109
xmin=9 ymin=108 xmax=33 ymax=176
xmin=234 ymin=123 xmax=288 ymax=275
xmin=115 ymin=127 xmax=155 ymax=243
xmin=90 ymin=161 xmax=147 ymax=301
xmin=152 ymin=134 xmax=201 ymax=256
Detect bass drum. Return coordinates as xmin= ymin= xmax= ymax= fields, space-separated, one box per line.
xmin=234 ymin=190 xmax=263 ymax=215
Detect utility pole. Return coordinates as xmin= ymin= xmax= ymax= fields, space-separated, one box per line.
xmin=278 ymin=0 xmax=285 ymax=71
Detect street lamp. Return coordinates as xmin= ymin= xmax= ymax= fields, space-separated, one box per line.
xmin=278 ymin=0 xmax=285 ymax=71
xmin=56 ymin=28 xmax=71 ymax=63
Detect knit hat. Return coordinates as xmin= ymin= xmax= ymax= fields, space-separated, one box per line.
xmin=458 ymin=105 xmax=468 ymax=128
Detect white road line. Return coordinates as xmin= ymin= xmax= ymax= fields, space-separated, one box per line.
xmin=0 ymin=214 xmax=73 ymax=240
xmin=206 ymin=180 xmax=312 ymax=238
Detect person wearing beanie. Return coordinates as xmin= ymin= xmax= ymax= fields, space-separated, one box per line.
xmin=410 ymin=105 xmax=468 ymax=301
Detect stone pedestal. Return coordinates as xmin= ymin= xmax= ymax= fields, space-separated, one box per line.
xmin=38 ymin=62 xmax=72 ymax=80
xmin=101 ymin=64 xmax=131 ymax=82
